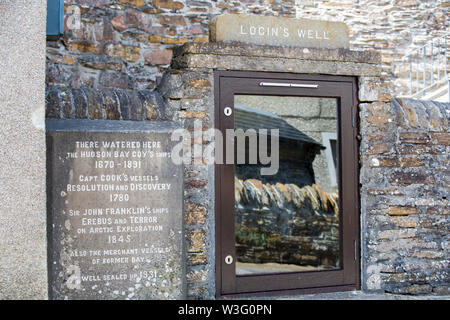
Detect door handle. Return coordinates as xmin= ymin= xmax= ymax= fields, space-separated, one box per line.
xmin=259 ymin=82 xmax=319 ymax=88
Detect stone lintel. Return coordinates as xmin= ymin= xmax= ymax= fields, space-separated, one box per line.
xmin=173 ymin=52 xmax=381 ymax=77
xmin=173 ymin=42 xmax=381 ymax=65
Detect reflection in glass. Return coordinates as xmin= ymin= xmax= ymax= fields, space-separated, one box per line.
xmin=234 ymin=95 xmax=340 ymax=276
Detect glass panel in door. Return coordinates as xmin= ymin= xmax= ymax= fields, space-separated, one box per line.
xmin=233 ymin=95 xmax=340 ymax=276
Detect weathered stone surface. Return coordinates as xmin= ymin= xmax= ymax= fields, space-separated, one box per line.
xmin=111 ymin=14 xmax=126 ymax=31
xmin=157 ymin=15 xmax=186 ymax=26
xmin=359 ymin=77 xmax=381 ymax=102
xmin=388 ymin=206 xmax=419 ymax=216
xmin=210 ymin=14 xmax=350 ymax=49
xmin=173 ymin=42 xmax=381 ymax=64
xmin=235 ymin=178 xmax=340 ymax=268
xmin=392 ymin=99 xmax=449 ymax=130
xmin=45 ymin=88 xmax=168 ymax=121
xmin=45 ymin=0 xmax=448 ymax=100
xmin=104 ymin=43 xmax=141 ymax=62
xmin=145 ymin=49 xmax=173 ymax=65
xmin=431 ymin=133 xmax=450 ymax=145
xmin=188 ymin=78 xmax=211 ymax=90
xmin=40 ymin=0 xmax=450 ymax=300
xmin=46 ymin=119 xmax=185 ymax=300
xmin=185 ymin=202 xmax=207 ymax=225
xmin=390 ymin=171 xmax=435 ymax=185
xmin=72 ymin=88 xmax=89 ymax=119
xmin=157 ymin=70 xmax=214 ymax=101
xmin=174 ymin=54 xmax=381 ymax=76
xmin=390 ymin=216 xmax=418 ymax=228
xmin=66 ymin=40 xmax=102 ymax=55
xmin=188 ymin=253 xmax=207 ymax=266
xmin=187 ymin=229 xmax=206 ymax=253
xmin=45 ymin=73 xmax=216 ymax=299
xmin=399 ymin=132 xmax=430 ymax=144
xmin=46 ymin=87 xmax=62 ymax=118
xmin=153 ymin=0 xmax=184 ymax=10
xmin=99 ymin=71 xmax=132 ymax=90
xmin=102 ymin=89 xmax=121 ymax=120
xmin=118 ymin=0 xmax=146 ymax=7
xmin=148 ymin=35 xmax=190 ymax=45
xmin=386 ymin=284 xmax=433 ymax=295
xmin=360 ymin=98 xmax=450 ymax=296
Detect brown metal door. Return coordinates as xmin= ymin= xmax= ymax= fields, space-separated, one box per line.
xmin=215 ymin=71 xmax=360 ymax=297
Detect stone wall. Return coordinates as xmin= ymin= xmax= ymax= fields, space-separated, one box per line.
xmin=47 ymin=42 xmax=382 ymax=298
xmin=360 ymin=98 xmax=449 ymax=295
xmin=46 ymin=0 xmax=297 ymax=91
xmin=295 ymin=0 xmax=449 ymax=98
xmin=140 ymin=43 xmax=450 ymax=296
xmin=45 ymin=34 xmax=450 ymax=298
xmin=45 ymin=67 xmax=217 ymax=299
xmin=45 ymin=87 xmax=168 ymax=120
xmin=46 ymin=0 xmax=449 ymax=98
xmin=235 ymin=178 xmax=339 ymax=269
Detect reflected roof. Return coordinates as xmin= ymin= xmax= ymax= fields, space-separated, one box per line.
xmin=234 ymin=104 xmax=324 ymax=148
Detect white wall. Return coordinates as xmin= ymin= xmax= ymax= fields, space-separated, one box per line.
xmin=0 ymin=0 xmax=47 ymax=299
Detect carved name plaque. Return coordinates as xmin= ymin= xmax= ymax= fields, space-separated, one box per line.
xmin=210 ymin=14 xmax=350 ymax=49
xmin=46 ymin=120 xmax=185 ymax=300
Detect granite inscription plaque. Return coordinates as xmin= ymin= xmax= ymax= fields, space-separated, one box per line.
xmin=46 ymin=120 xmax=185 ymax=300
xmin=210 ymin=14 xmax=350 ymax=49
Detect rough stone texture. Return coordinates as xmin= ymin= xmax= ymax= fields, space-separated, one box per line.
xmin=293 ymin=0 xmax=449 ymax=100
xmin=45 ymin=1 xmax=448 ymax=99
xmin=44 ymin=34 xmax=450 ymax=298
xmin=0 ymin=0 xmax=47 ymax=299
xmin=360 ymin=98 xmax=449 ymax=295
xmin=209 ymin=14 xmax=350 ymax=49
xmin=45 ymin=41 xmax=380 ymax=299
xmin=45 ymin=69 xmax=216 ymax=300
xmin=174 ymin=42 xmax=381 ymax=64
xmin=46 ymin=120 xmax=185 ymax=300
xmin=235 ymin=178 xmax=340 ymax=268
xmin=46 ymin=0 xmax=298 ymax=91
xmin=157 ymin=69 xmax=216 ymax=299
xmin=46 ymin=87 xmax=169 ymax=121
xmin=172 ymin=43 xmax=381 ymax=77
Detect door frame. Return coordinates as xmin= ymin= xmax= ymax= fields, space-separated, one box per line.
xmin=214 ymin=70 xmax=360 ymax=298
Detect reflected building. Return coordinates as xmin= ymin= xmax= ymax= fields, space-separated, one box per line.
xmin=233 ymin=97 xmax=340 ymax=275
